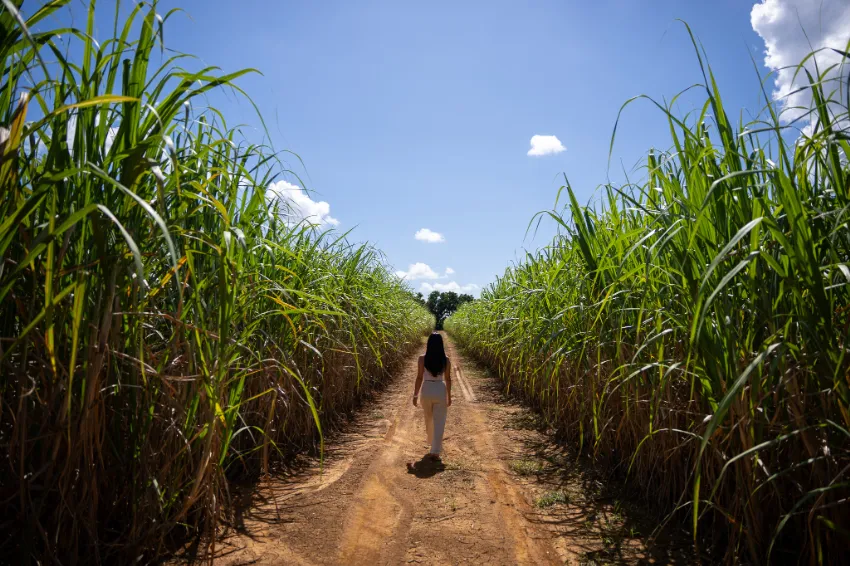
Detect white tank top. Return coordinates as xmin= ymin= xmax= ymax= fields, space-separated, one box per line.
xmin=423 ymin=367 xmax=444 ymax=381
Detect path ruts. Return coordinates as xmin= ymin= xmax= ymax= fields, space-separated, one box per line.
xmin=197 ymin=334 xmax=676 ymax=565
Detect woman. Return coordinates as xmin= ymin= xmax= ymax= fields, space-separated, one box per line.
xmin=412 ymin=332 xmax=452 ymax=461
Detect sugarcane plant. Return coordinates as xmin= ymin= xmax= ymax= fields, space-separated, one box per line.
xmin=447 ymin=27 xmax=850 ymax=564
xmin=0 ymin=0 xmax=433 ymax=562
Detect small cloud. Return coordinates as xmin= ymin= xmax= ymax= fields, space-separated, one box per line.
xmin=421 ymin=281 xmax=479 ymax=294
xmin=527 ymin=134 xmax=566 ymax=157
xmin=396 ymin=262 xmax=440 ymax=281
xmin=415 ymin=228 xmax=445 ymax=243
xmin=445 ymin=267 xmax=455 ymax=275
xmin=267 ymin=180 xmax=339 ymax=227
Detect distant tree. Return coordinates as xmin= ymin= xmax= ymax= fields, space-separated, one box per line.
xmin=425 ymin=291 xmax=475 ymax=329
xmin=439 ymin=292 xmax=460 ymax=327
xmin=426 ymin=290 xmax=440 ymax=318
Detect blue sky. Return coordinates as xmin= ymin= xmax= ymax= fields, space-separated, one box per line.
xmin=54 ymin=0 xmax=850 ymax=296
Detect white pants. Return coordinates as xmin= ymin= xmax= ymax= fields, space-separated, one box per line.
xmin=421 ymin=380 xmax=448 ymax=455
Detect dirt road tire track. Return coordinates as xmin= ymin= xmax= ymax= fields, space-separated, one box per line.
xmin=206 ymin=334 xmax=658 ymax=565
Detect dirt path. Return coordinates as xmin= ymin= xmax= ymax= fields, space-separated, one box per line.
xmin=201 ymin=334 xmax=689 ymax=565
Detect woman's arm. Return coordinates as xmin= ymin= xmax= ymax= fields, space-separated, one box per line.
xmin=413 ymin=356 xmax=424 ymax=406
xmin=445 ymin=358 xmax=452 ymax=407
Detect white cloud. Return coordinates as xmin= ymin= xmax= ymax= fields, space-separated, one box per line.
xmin=421 ymin=281 xmax=479 ymax=294
xmin=396 ymin=263 xmax=457 ymax=280
xmin=396 ymin=262 xmax=440 ymax=280
xmin=527 ymin=134 xmax=566 ymax=156
xmin=267 ymin=180 xmax=339 ymax=227
xmin=751 ymin=0 xmax=850 ymax=132
xmin=415 ymin=228 xmax=445 ymax=243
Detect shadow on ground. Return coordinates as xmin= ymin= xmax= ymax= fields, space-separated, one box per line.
xmin=406 ymin=455 xmax=446 ymax=478
xmin=464 ymin=359 xmax=710 ymax=565
xmin=166 ymin=382 xmax=403 ymax=565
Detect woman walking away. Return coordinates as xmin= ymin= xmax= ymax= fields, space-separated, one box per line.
xmin=413 ymin=333 xmax=452 ymax=461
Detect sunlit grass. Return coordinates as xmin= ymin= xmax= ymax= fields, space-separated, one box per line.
xmin=447 ymin=27 xmax=850 ymax=563
xmin=535 ymin=490 xmax=570 ymax=508
xmin=509 ymin=458 xmax=545 ymax=476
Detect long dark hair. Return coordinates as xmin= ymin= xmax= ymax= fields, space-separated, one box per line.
xmin=424 ymin=332 xmax=447 ymax=376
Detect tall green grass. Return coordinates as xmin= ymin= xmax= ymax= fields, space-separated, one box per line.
xmin=447 ymin=30 xmax=850 ymax=564
xmin=0 ymin=1 xmax=432 ymax=562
